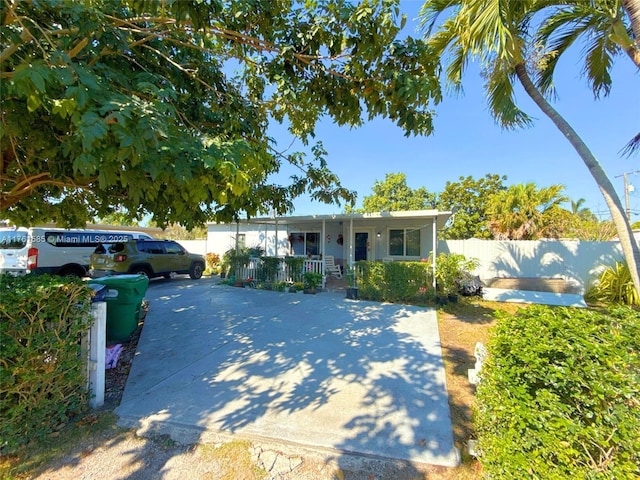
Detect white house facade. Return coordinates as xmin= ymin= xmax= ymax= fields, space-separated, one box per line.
xmin=207 ymin=209 xmax=453 ymax=271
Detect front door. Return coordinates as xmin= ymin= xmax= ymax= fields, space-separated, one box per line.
xmin=355 ymin=232 xmax=368 ymax=261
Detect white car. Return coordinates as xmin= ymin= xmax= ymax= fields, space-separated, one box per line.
xmin=0 ymin=226 xmax=154 ymax=277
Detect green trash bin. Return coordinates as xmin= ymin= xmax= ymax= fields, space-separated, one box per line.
xmin=91 ymin=274 xmax=149 ymax=342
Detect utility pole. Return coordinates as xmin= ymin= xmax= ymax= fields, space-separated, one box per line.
xmin=615 ymin=170 xmax=640 ymax=221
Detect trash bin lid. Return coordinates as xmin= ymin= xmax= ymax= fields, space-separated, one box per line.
xmin=91 ymin=274 xmax=148 ymax=284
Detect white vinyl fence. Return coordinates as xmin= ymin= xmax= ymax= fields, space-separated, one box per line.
xmin=439 ymin=238 xmax=631 ymax=293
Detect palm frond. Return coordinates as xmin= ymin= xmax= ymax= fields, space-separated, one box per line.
xmin=620 ymin=132 xmax=640 ymax=157
xmin=485 ymin=62 xmax=533 ymax=129
xmin=583 ymin=32 xmax=617 ymax=98
xmin=418 ymin=0 xmax=461 ymax=36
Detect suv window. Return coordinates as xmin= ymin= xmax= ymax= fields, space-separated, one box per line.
xmin=137 ymin=241 xmax=165 ymax=254
xmin=164 ymin=242 xmax=184 ymax=255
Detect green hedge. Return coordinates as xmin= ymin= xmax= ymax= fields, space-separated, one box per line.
xmin=475 ymin=305 xmax=640 ymax=479
xmin=0 ymin=274 xmax=94 ymax=452
xmin=356 ymin=261 xmax=433 ymax=303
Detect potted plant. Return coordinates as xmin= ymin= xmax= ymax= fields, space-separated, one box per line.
xmin=303 ymin=271 xmax=323 ymax=294
xmin=345 ymin=264 xmax=358 ymax=300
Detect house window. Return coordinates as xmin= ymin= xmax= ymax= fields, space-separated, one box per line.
xmin=388 ymin=229 xmax=421 ymax=257
xmin=237 ymin=234 xmax=246 ymax=249
xmin=290 ymin=232 xmax=319 ymax=256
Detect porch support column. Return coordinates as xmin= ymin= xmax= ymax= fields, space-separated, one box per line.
xmin=235 ymin=221 xmax=240 ymax=254
xmin=432 ymin=218 xmax=437 ymax=289
xmin=349 ymin=217 xmax=354 ymax=266
xmin=264 ymin=223 xmax=268 ymax=255
xmin=321 ymin=219 xmax=326 ymax=258
xmin=275 ymin=216 xmax=278 ymax=257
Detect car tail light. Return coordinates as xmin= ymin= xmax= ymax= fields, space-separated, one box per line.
xmin=115 ymin=255 xmax=127 ymax=262
xmin=27 ymin=247 xmax=38 ymax=270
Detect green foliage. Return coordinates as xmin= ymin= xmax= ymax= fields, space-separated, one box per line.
xmin=486 ymin=183 xmax=568 ymax=240
xmin=273 ymin=281 xmax=287 ymax=292
xmin=354 ymin=172 xmax=437 ymax=213
xmin=156 ymin=224 xmax=208 ymax=240
xmin=2 ymin=0 xmax=441 ymax=228
xmin=221 ymin=246 xmax=261 ymax=278
xmin=356 ymin=260 xmax=433 ymax=303
xmin=586 ymin=261 xmax=639 ymax=306
xmin=0 ymin=274 xmax=94 ymax=452
xmin=475 ymin=305 xmax=640 ymax=479
xmin=431 ymin=252 xmax=479 ymax=295
xmin=344 ymin=264 xmax=358 ymax=288
xmin=257 ymin=256 xmax=281 ymax=283
xmin=302 ymin=271 xmax=323 ymax=290
xmin=284 ymin=257 xmax=305 ymax=283
xmin=438 ymin=174 xmax=507 ymax=239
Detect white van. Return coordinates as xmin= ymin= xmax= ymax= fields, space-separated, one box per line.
xmin=0 ymin=226 xmax=154 ymax=277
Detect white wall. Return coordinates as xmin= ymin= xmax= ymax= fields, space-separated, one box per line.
xmin=439 ymin=238 xmax=631 ymax=292
xmin=176 ymin=240 xmax=207 ymax=256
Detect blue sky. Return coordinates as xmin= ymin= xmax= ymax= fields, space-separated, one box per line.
xmin=268 ymin=0 xmax=640 ymax=222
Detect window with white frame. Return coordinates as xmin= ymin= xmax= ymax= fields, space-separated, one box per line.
xmin=388 ymin=228 xmax=420 ymax=256
xmin=290 ymin=232 xmax=319 ymax=256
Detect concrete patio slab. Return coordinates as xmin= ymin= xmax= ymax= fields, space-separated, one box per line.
xmin=482 ymin=287 xmax=587 ymax=307
xmin=115 ymin=279 xmax=459 ymax=468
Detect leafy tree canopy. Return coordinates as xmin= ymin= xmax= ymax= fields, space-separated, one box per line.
xmin=354 ymin=172 xmax=437 ymax=213
xmin=486 ymin=183 xmax=568 ymax=240
xmin=437 ymin=173 xmax=506 ymax=239
xmin=1 ymin=0 xmax=441 ymax=229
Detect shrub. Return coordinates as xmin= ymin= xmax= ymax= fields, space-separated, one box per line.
xmin=302 ymin=271 xmax=323 ymax=289
xmin=475 ymin=305 xmax=640 ymax=479
xmin=586 ymin=261 xmax=639 ymax=306
xmin=0 ymin=274 xmax=94 ymax=452
xmin=284 ymin=257 xmax=305 ymax=283
xmin=257 ymin=256 xmax=281 ymax=283
xmin=205 ymin=252 xmax=220 ymax=273
xmin=431 ymin=252 xmax=479 ymax=296
xmin=356 ymin=261 xmax=433 ymax=303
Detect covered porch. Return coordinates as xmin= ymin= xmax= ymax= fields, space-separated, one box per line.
xmin=225 ymin=209 xmax=452 ymax=289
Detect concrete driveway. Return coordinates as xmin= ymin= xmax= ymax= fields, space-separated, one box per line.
xmin=116 ymin=278 xmax=459 ymax=468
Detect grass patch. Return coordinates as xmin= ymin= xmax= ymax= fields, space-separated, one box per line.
xmin=198 ymin=440 xmax=268 ymax=480
xmin=436 ymin=297 xmax=523 ymax=478
xmin=198 ymin=440 xmax=267 ymax=480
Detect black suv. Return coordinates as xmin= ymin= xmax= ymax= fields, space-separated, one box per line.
xmin=90 ymin=239 xmax=206 ymax=280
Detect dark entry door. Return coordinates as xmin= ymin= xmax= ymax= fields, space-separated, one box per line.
xmin=355 ymin=232 xmax=368 ymax=261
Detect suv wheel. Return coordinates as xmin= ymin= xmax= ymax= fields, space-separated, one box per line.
xmin=132 ymin=266 xmax=151 ymax=278
xmin=189 ymin=262 xmax=204 ymax=280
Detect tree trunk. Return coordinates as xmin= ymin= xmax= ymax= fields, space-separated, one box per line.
xmin=515 ymin=63 xmax=640 ymax=296
xmin=623 ymin=0 xmax=640 ymax=49
xmin=622 ymin=0 xmax=640 ymax=66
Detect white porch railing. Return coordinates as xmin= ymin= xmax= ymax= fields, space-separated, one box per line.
xmin=234 ymin=258 xmax=326 ymax=288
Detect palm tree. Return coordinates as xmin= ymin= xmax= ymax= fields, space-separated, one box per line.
xmin=420 ymin=0 xmax=640 ymax=294
xmin=571 ymin=198 xmax=597 ymax=222
xmin=535 ymin=0 xmax=640 ymax=154
xmin=487 ymin=183 xmax=568 ymax=239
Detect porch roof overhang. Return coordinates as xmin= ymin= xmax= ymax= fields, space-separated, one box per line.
xmin=243 ymin=209 xmax=453 ymax=230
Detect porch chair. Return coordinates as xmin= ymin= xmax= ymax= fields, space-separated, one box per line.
xmin=324 ymin=255 xmax=342 ymax=278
